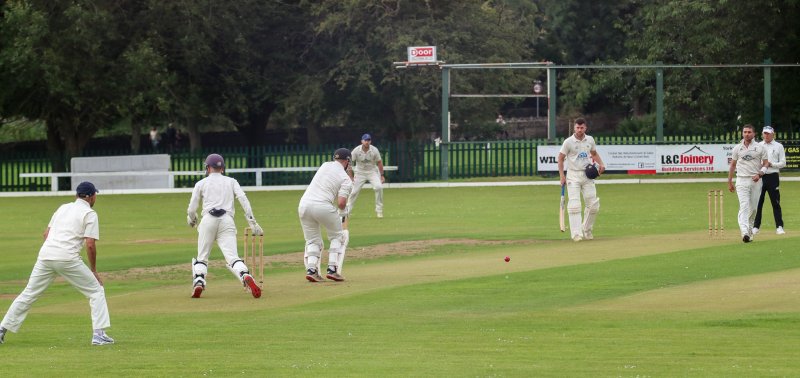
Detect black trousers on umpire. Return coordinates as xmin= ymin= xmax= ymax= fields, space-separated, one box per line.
xmin=754 ymin=172 xmax=783 ymax=229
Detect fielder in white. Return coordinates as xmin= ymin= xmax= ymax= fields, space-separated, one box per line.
xmin=187 ymin=153 xmax=264 ymax=298
xmin=346 ymin=133 xmax=385 ymax=218
xmin=727 ymin=124 xmax=769 ymax=243
xmin=557 ymin=118 xmax=606 ymax=242
xmin=0 ymin=182 xmax=114 ymax=346
xmin=299 ymin=148 xmax=353 ymax=282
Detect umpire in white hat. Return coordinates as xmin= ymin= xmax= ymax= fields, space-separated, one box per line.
xmin=0 ymin=181 xmax=114 ymax=346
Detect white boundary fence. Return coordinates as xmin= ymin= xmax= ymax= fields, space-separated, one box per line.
xmin=5 ymin=175 xmax=799 ymax=198
xmin=19 ymin=166 xmax=398 ymax=192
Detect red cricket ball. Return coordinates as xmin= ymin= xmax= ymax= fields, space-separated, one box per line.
xmin=504 ymin=256 xmax=510 ymax=262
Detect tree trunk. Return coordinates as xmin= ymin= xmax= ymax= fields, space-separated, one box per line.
xmin=130 ymin=121 xmax=142 ymax=153
xmin=303 ymin=118 xmax=322 ymax=148
xmin=45 ymin=121 xmax=66 ymax=173
xmin=186 ymin=118 xmax=202 ymax=152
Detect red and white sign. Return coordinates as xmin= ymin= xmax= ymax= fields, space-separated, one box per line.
xmin=408 ymin=46 xmax=437 ymax=63
xmin=537 ymin=144 xmax=736 ymax=174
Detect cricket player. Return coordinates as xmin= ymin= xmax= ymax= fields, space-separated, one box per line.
xmin=0 ymin=182 xmax=114 ymax=346
xmin=187 ymin=153 xmax=264 ymax=298
xmin=727 ymin=124 xmax=769 ymax=243
xmin=753 ymin=125 xmax=786 ymax=235
xmin=557 ymin=118 xmax=606 ymax=242
xmin=346 ymin=133 xmax=385 ymax=218
xmin=299 ymin=148 xmax=353 ymax=282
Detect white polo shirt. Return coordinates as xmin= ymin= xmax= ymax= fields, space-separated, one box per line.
xmin=731 ymin=139 xmax=768 ymax=177
xmin=351 ymin=145 xmax=382 ymax=174
xmin=38 ymin=199 xmax=99 ymax=261
xmin=300 ymin=161 xmax=352 ymax=206
xmin=187 ymin=172 xmax=254 ymax=218
xmin=559 ymin=134 xmax=597 ymax=176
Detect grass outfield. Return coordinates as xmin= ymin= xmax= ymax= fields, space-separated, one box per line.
xmin=0 ymin=182 xmax=798 ymax=376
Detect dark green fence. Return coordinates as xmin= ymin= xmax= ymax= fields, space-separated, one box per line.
xmin=2 ymin=132 xmax=797 ymax=192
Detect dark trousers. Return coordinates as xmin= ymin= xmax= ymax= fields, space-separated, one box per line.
xmin=754 ymin=172 xmax=783 ymax=228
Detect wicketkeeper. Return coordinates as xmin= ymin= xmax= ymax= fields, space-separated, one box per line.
xmin=187 ymin=153 xmax=264 ymax=298
xmin=557 ymin=118 xmax=606 ymax=242
xmin=298 ymin=148 xmax=353 ymax=282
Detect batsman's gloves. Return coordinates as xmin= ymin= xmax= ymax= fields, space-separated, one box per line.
xmin=187 ymin=213 xmax=197 ymax=228
xmin=585 ymin=163 xmax=600 ymax=179
xmin=247 ymin=217 xmax=264 ymax=236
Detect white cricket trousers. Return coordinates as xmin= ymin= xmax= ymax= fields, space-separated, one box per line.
xmin=1 ymin=259 xmax=110 ymax=333
xmin=298 ymin=203 xmax=343 ymax=252
xmin=196 ymin=215 xmax=248 ymax=277
xmin=735 ymin=176 xmax=763 ymax=236
xmin=566 ymin=172 xmax=599 ymax=238
xmin=347 ymin=170 xmax=383 ymax=214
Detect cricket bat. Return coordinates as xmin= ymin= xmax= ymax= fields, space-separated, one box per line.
xmin=559 ymin=184 xmax=566 ymax=232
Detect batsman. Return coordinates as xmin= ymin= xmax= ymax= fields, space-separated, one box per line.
xmin=557 ymin=118 xmax=606 ymax=241
xmin=186 ymin=153 xmax=264 ymax=298
xmin=298 ymin=148 xmax=353 ymax=282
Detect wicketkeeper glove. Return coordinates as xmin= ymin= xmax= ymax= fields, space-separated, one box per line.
xmin=187 ymin=213 xmax=197 ymax=228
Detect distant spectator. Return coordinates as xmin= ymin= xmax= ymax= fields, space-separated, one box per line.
xmin=496 ymin=114 xmax=507 ymax=125
xmin=165 ymin=125 xmax=177 ymax=152
xmin=149 ymin=127 xmax=160 ymax=151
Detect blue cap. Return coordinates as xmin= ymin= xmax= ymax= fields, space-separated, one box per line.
xmin=334 ymin=148 xmax=351 ymax=161
xmin=361 ymin=133 xmax=372 ymax=141
xmin=762 ymin=126 xmax=774 ymax=134
xmin=76 ymin=181 xmax=98 ymax=197
xmin=204 ymin=153 xmax=225 ymax=168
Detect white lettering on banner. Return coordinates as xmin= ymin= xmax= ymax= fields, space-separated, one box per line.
xmin=537 ymin=144 xmax=736 ymax=173
xmin=407 ymin=46 xmax=437 ymax=63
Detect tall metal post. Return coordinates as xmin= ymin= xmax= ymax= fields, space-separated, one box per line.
xmin=547 ymin=66 xmax=557 ymax=141
xmin=656 ymin=62 xmax=664 ymax=141
xmin=763 ymin=59 xmax=772 ymax=127
xmin=441 ymin=67 xmax=450 ymax=180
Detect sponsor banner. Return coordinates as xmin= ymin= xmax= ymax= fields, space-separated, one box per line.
xmin=785 ymin=141 xmax=800 ymax=171
xmin=407 ymin=46 xmax=437 ymax=63
xmin=655 ymin=144 xmax=734 ymax=173
xmin=537 ymin=144 xmax=737 ymax=173
xmin=537 ymin=145 xmax=657 ymax=173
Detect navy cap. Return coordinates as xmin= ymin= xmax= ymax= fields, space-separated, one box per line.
xmin=76 ymin=181 xmax=99 ymax=197
xmin=762 ymin=126 xmax=775 ymax=134
xmin=361 ymin=133 xmax=371 ymax=141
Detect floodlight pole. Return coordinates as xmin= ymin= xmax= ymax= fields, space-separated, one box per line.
xmin=764 ymin=59 xmax=772 ymax=127
xmin=441 ymin=67 xmax=451 ymax=180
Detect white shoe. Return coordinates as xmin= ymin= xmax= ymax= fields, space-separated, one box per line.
xmin=752 ymin=227 xmax=760 ymax=235
xmin=583 ymin=230 xmax=594 ymax=240
xmin=776 ymin=226 xmax=785 ymax=235
xmin=572 ymin=234 xmax=583 ymax=242
xmin=376 ymin=211 xmax=383 ymax=218
xmin=91 ymin=331 xmax=115 ymax=346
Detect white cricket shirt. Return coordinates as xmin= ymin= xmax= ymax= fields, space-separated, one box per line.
xmin=300 ymin=161 xmax=352 ymax=206
xmin=38 ymin=199 xmax=99 ymax=261
xmin=187 ymin=173 xmax=254 ymax=218
xmin=559 ymin=134 xmax=597 ymax=173
xmin=731 ymin=139 xmax=768 ymax=177
xmin=351 ymin=145 xmax=382 ymax=174
xmin=760 ymin=140 xmax=786 ymax=174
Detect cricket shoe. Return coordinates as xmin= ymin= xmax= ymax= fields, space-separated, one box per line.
xmin=752 ymin=227 xmax=760 ymax=235
xmin=305 ymin=269 xmax=324 ymax=283
xmin=777 ymin=226 xmax=786 ymax=235
xmin=742 ymin=234 xmax=751 ymax=243
xmin=376 ymin=211 xmax=383 ymax=218
xmin=326 ymin=267 xmax=345 ymax=282
xmin=191 ymin=283 xmax=204 ymax=298
xmin=572 ymin=234 xmax=583 ymax=242
xmin=91 ymin=332 xmax=115 ymax=346
xmin=242 ymin=274 xmax=261 ymax=298
xmin=0 ymin=327 xmax=6 ymax=344
xmin=583 ymin=230 xmax=594 ymax=240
